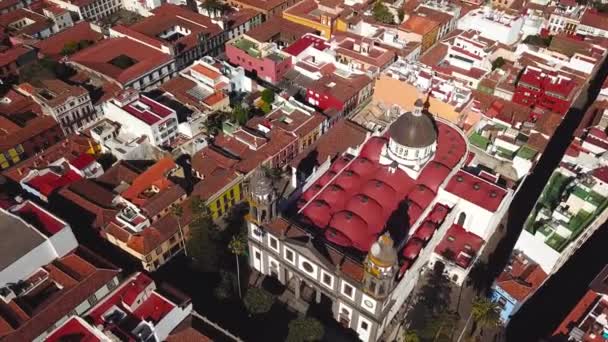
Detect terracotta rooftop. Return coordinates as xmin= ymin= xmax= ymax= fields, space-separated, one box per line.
xmin=35 ymin=22 xmax=104 ymax=60
xmin=400 ymin=14 xmax=440 ymax=35
xmin=0 ymin=91 xmax=60 ymax=152
xmin=20 ymin=79 xmax=88 ymax=108
xmin=166 ymin=316 xmax=212 ymax=342
xmin=496 ymin=253 xmax=547 ymax=302
xmin=231 ymin=0 xmax=290 ymax=11
xmin=3 ymin=135 xmax=97 ymax=183
xmin=127 ymin=4 xmax=222 ymax=52
xmin=434 ymin=223 xmax=484 ymax=269
xmin=331 ymin=34 xmax=396 ymax=69
xmin=0 ymin=250 xmax=119 ymax=341
xmin=290 ymin=119 xmax=369 ymax=168
xmin=104 ymin=198 xmax=192 ymax=255
xmin=245 ymin=17 xmax=315 ymax=43
xmin=69 ymin=37 xmax=172 ymax=86
xmin=419 ymin=42 xmax=448 ymax=67
xmin=308 ymin=72 xmax=373 ymax=103
xmin=580 ymin=9 xmax=608 ymax=32
xmin=121 ymin=157 xmax=180 ymax=206
xmin=57 ymin=179 xmax=118 ymax=229
xmin=0 ymin=8 xmax=52 ymax=37
xmin=415 ymin=6 xmax=453 ymax=26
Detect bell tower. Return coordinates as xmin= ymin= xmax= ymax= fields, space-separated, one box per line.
xmin=363 ymin=233 xmax=398 ymax=299
xmin=248 ymin=168 xmax=277 ymax=225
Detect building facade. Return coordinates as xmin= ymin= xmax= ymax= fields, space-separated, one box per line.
xmin=17 ymin=79 xmax=97 ymax=134
xmin=103 ymin=90 xmax=179 ymax=147
xmin=225 ymin=35 xmax=293 ymax=84
xmin=246 ymin=99 xmax=511 ymax=341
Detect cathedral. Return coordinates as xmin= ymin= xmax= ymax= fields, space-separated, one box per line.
xmin=246 ymin=99 xmax=512 ymax=341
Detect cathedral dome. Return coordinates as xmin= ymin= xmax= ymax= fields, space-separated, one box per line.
xmin=388 ymin=99 xmax=437 ymax=149
xmin=250 ymin=168 xmax=273 ymax=199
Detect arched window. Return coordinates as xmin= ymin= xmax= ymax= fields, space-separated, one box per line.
xmin=457 ymin=212 xmax=466 ymax=226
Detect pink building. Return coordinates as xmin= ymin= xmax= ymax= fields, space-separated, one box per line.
xmin=225 ymin=36 xmax=293 ymax=84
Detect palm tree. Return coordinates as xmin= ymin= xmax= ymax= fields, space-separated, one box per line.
xmin=171 ymin=204 xmax=187 ymax=256
xmin=228 ymin=234 xmax=247 ymax=299
xmin=470 ymin=296 xmax=500 ymax=337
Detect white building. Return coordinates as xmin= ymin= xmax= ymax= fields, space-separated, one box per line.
xmin=48 ymin=0 xmax=122 ymax=22
xmin=17 ymin=79 xmax=98 ymax=135
xmin=103 ymin=90 xmax=179 ymax=147
xmin=457 ymin=7 xmax=524 ymax=45
xmin=576 ymin=9 xmax=608 ymax=38
xmin=514 ymin=127 xmax=608 ymax=276
xmin=0 ymin=201 xmax=78 ymax=287
xmin=44 ymin=272 xmax=193 ymax=342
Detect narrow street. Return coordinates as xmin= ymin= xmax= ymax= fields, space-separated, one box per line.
xmin=498 ymin=55 xmax=608 ymax=340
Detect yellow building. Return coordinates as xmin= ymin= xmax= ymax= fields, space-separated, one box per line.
xmin=283 ymin=0 xmax=342 ymax=39
xmin=400 ymin=15 xmax=440 ymax=53
xmin=0 ymin=145 xmax=24 ymax=170
xmin=206 ymin=178 xmax=244 ymax=219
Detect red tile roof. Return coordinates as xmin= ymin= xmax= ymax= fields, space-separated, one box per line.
xmin=121 ymin=157 xmax=177 ymax=205
xmin=87 ymin=273 xmax=178 ymax=338
xmin=0 ymin=8 xmax=52 ymax=37
xmin=122 ymin=95 xmax=175 ymax=125
xmin=283 ymin=34 xmax=330 ymax=56
xmin=496 ymin=254 xmax=547 ymax=302
xmin=3 ymin=135 xmax=97 ymax=183
xmin=400 ymin=15 xmax=440 ymax=35
xmin=444 ymin=170 xmax=507 ymax=212
xmin=0 ymin=252 xmax=119 ymax=341
xmin=25 ymin=169 xmax=83 ymax=197
xmin=128 ymin=4 xmax=222 ymax=51
xmin=45 ymin=316 xmax=103 ymax=342
xmin=11 ymin=201 xmax=66 ymax=236
xmin=434 ymin=224 xmax=484 ymax=269
xmin=299 ymin=120 xmax=466 ymax=252
xmin=580 ymin=9 xmax=608 ymax=32
xmin=166 ymin=316 xmax=212 ymax=342
xmin=290 ymin=119 xmax=369 ymax=168
xmin=0 ymin=45 xmax=32 ymax=68
xmin=553 ymin=290 xmax=600 ymax=338
xmin=245 ymin=17 xmax=316 ymax=43
xmin=69 ymin=37 xmax=172 ymax=86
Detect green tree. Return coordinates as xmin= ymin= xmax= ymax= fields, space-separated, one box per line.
xmin=260 ymin=101 xmax=272 ymax=114
xmin=243 ymin=288 xmax=274 ymax=315
xmin=470 ymin=296 xmax=501 ymax=336
xmin=402 ymin=330 xmax=420 ymax=342
xmin=232 ymin=104 xmax=249 ymax=125
xmin=191 ymin=195 xmax=208 ymax=217
xmin=214 ymin=269 xmax=236 ymax=300
xmin=372 ymin=1 xmax=395 ymax=24
xmin=187 ymin=201 xmax=221 ymax=272
xmin=61 ymin=41 xmax=79 ymax=56
xmin=427 ymin=310 xmax=459 ymax=341
xmin=491 ymin=57 xmax=505 ymax=71
xmin=228 ymin=233 xmax=247 ymax=298
xmin=261 ymin=88 xmax=275 ymax=104
xmin=202 ymin=0 xmax=230 ymax=13
xmin=286 ymin=317 xmax=324 ymax=342
xmin=406 ymin=263 xmax=454 ymax=339
xmin=171 ymin=204 xmax=187 ymax=256
xmin=397 ymin=8 xmax=405 ymax=23
xmin=78 ymin=39 xmax=93 ymax=50
xmin=523 ymin=34 xmax=552 ymax=47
